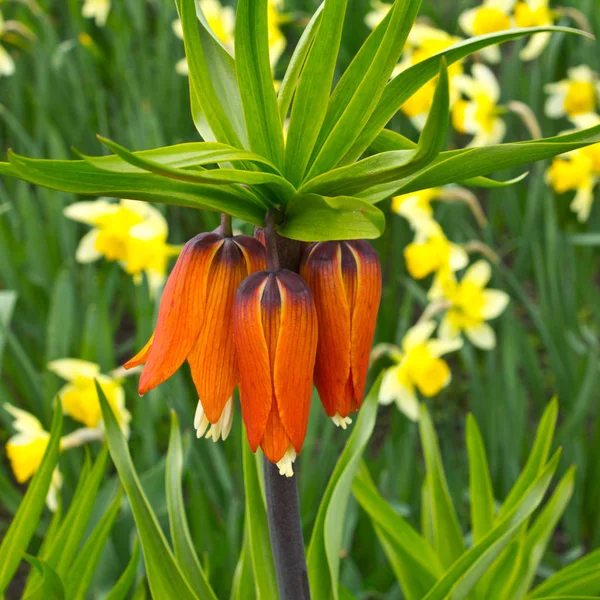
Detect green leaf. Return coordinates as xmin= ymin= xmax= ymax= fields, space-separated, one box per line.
xmin=503 ymin=467 xmax=576 ymax=599
xmin=423 ymin=451 xmax=562 ymax=600
xmin=166 ymin=412 xmax=217 ymax=600
xmin=362 ymin=124 xmax=600 ymax=202
xmin=230 ymin=526 xmax=255 ymax=600
xmin=241 ymin=433 xmax=278 ymax=600
xmin=235 ymin=0 xmax=285 ymax=167
xmin=284 ymin=0 xmax=349 ymax=185
xmin=466 ymin=414 xmax=496 ymax=544
xmin=306 ymin=0 xmax=422 ymax=179
xmin=279 ymin=194 xmax=385 ymax=241
xmin=527 ymin=549 xmax=600 ymax=598
xmin=104 ymin=539 xmax=142 ymax=600
xmin=5 ymin=152 xmax=266 ymax=225
xmin=344 ymin=25 xmax=593 ymax=163
xmin=65 ymin=488 xmax=123 ymax=600
xmin=419 ymin=405 xmax=466 ymax=568
xmin=353 ymin=462 xmax=442 ymax=600
xmin=22 ymin=556 xmax=65 ymax=600
xmin=413 ymin=59 xmax=449 ymax=164
xmin=498 ymin=398 xmax=558 ymax=521
xmin=0 ymin=407 xmax=62 ymax=595
xmin=307 ymin=376 xmax=382 ymax=600
xmin=96 ymin=384 xmax=200 ymax=600
xmin=96 ymin=136 xmax=295 ymax=202
xmin=277 ymin=4 xmax=324 ymax=122
xmin=80 ymin=141 xmax=279 ymax=173
xmin=49 ymin=446 xmax=109 ymax=580
xmin=0 ymin=290 xmax=17 ymax=374
xmin=175 ymin=0 xmax=246 ymax=146
xmin=300 ymin=150 xmax=418 ymax=197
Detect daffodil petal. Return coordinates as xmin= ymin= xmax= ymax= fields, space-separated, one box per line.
xmin=481 ymin=289 xmax=510 ymax=319
xmin=466 ymin=322 xmax=496 ymax=349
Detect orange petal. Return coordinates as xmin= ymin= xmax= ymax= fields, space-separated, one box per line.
xmin=253 ymin=227 xmax=266 ymax=247
xmin=233 ymin=272 xmax=273 ymax=452
xmin=138 ymin=232 xmax=223 ymax=395
xmin=260 ymin=403 xmax=292 ymax=464
xmin=234 ymin=235 xmax=267 ymax=275
xmin=301 ymin=243 xmax=351 ymax=417
xmin=124 ymin=333 xmax=154 ymax=369
xmin=346 ymin=241 xmax=382 ymax=408
xmin=188 ymin=239 xmax=247 ymax=423
xmin=273 ymin=270 xmax=318 ymax=453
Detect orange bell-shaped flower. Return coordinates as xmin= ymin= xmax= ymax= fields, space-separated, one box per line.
xmin=125 ymin=229 xmax=265 ymax=438
xmin=300 ymin=240 xmax=381 ymax=427
xmin=233 ymin=269 xmax=318 ymax=475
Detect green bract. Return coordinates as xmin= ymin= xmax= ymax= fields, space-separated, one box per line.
xmin=0 ymin=0 xmax=598 ymax=241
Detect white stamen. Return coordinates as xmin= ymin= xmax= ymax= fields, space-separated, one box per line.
xmin=276 ymin=446 xmax=297 ymax=478
xmin=194 ymin=398 xmax=234 ymax=442
xmin=331 ymin=413 xmax=353 ymax=430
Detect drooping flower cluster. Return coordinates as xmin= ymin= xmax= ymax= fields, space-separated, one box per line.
xmin=172 ymin=0 xmax=287 ymax=76
xmin=4 ymin=359 xmax=131 ymax=511
xmin=545 ymin=66 xmax=600 ymax=221
xmin=64 ymin=198 xmax=180 ymax=296
xmin=125 ymin=224 xmax=381 ymax=475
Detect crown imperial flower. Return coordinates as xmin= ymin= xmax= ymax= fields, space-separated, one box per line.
xmin=233 ymin=269 xmax=318 ymax=475
xmin=300 ymin=241 xmax=381 ymax=427
xmin=126 ymin=229 xmax=266 ymax=435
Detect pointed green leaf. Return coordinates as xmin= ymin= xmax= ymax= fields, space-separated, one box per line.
xmin=235 ymin=0 xmax=284 ymax=166
xmin=5 ymin=152 xmax=266 ymax=224
xmin=22 ymin=556 xmax=65 ymax=600
xmin=353 ymin=462 xmax=442 ymax=599
xmin=65 ymin=489 xmax=123 ymax=600
xmin=284 ymin=0 xmax=349 ymax=185
xmin=306 ymin=0 xmax=422 ymax=179
xmin=166 ymin=412 xmax=217 ymax=600
xmin=97 ymin=384 xmax=200 ymax=600
xmin=423 ymin=451 xmax=562 ymax=600
xmin=527 ymin=549 xmax=600 ymax=598
xmin=466 ymin=414 xmax=496 ymax=544
xmin=230 ymin=526 xmax=255 ymax=600
xmin=279 ymin=193 xmax=385 ymax=241
xmin=307 ymin=376 xmax=382 ymax=600
xmin=104 ymin=539 xmax=142 ymax=600
xmin=0 ymin=407 xmax=62 ymax=595
xmin=175 ymin=0 xmax=246 ymax=146
xmin=419 ymin=405 xmax=466 ymax=567
xmin=344 ymin=25 xmax=593 ymax=163
xmin=241 ymin=434 xmax=278 ymax=600
xmin=96 ymin=137 xmax=295 ymax=201
xmin=278 ymin=4 xmax=324 ymax=122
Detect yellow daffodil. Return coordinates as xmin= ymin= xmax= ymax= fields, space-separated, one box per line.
xmin=513 ymin=0 xmax=553 ymax=60
xmin=452 ymin=63 xmax=506 ymax=147
xmin=82 ymin=0 xmax=111 ymax=27
xmin=392 ymin=188 xmax=441 ymax=231
xmin=48 ymin=359 xmax=131 ymax=438
xmin=546 ymin=142 xmax=600 ymax=222
xmin=4 ymin=404 xmax=63 ymax=511
xmin=173 ymin=0 xmax=286 ymax=75
xmin=379 ymin=321 xmax=462 ymax=420
xmin=394 ymin=24 xmax=463 ymax=130
xmin=459 ymin=0 xmax=513 ymax=63
xmin=404 ymin=222 xmax=468 ymax=280
xmin=64 ymin=198 xmax=179 ymax=296
xmin=431 ymin=261 xmax=510 ymax=350
xmin=545 ymin=66 xmax=599 ymax=123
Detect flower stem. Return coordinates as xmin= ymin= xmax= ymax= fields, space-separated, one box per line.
xmin=263 ymin=458 xmax=311 ymax=600
xmin=264 ymin=211 xmax=281 ymax=271
xmin=220 ymin=213 xmax=233 ymax=237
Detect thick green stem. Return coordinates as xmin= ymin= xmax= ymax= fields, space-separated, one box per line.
xmin=263 ymin=458 xmax=311 ymax=600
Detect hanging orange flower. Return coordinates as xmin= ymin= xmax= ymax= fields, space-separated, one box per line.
xmin=125 ymin=229 xmax=265 ymax=438
xmin=300 ymin=241 xmax=381 ymax=428
xmin=233 ymin=269 xmax=318 ymax=475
